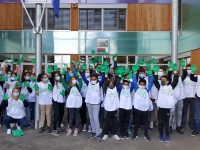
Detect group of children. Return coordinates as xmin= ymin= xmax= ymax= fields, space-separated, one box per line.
xmin=0 ymin=55 xmax=200 ymax=143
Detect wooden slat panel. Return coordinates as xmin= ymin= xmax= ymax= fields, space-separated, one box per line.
xmin=0 ymin=4 xmax=22 ymax=30
xmin=70 ymin=54 xmax=79 ymax=70
xmin=191 ymin=49 xmax=200 ymax=75
xmin=70 ymin=3 xmax=79 ymax=31
xmin=127 ymin=4 xmax=172 ymax=31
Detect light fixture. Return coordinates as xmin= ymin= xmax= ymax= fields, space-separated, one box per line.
xmin=71 ymin=3 xmax=76 ymax=8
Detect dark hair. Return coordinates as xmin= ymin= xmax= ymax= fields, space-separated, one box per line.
xmin=159 ymin=68 xmax=165 ymax=71
xmin=11 ymin=72 xmax=17 ymax=77
xmin=123 ymin=80 xmax=130 ymax=84
xmin=186 ymin=64 xmax=191 ymax=67
xmin=37 ymin=73 xmax=46 ymax=82
xmin=6 ymin=70 xmax=12 ymax=74
xmin=22 ymin=72 xmax=30 ymax=82
xmin=91 ymin=74 xmax=98 ymax=79
xmin=161 ymin=76 xmax=169 ymax=81
xmin=54 ymin=72 xmax=62 ymax=82
xmin=139 ymin=79 xmax=146 ymax=85
xmin=138 ymin=67 xmax=145 ymax=73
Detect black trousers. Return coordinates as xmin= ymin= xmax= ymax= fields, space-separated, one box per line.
xmin=181 ymin=98 xmax=195 ymax=130
xmin=103 ymin=110 xmax=118 ymax=135
xmin=52 ymin=101 xmax=65 ymax=130
xmin=158 ymin=108 xmax=170 ymax=136
xmin=119 ymin=108 xmax=131 ymax=136
xmin=133 ymin=108 xmax=149 ymax=136
xmin=80 ymin=97 xmax=87 ymax=126
xmin=99 ymin=107 xmax=105 ymax=129
xmin=69 ymin=108 xmax=80 ymax=128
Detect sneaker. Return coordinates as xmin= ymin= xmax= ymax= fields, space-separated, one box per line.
xmin=61 ymin=123 xmax=64 ymax=127
xmin=52 ymin=130 xmax=60 ymax=136
xmin=88 ymin=133 xmax=96 ymax=139
xmin=66 ymin=129 xmax=72 ymax=136
xmin=102 ymin=135 xmax=108 ymax=141
xmin=120 ymin=135 xmax=125 ymax=140
xmin=10 ymin=123 xmax=16 ymax=128
xmin=47 ymin=127 xmax=51 ymax=133
xmin=66 ymin=125 xmax=70 ymax=131
xmin=159 ymin=135 xmax=164 ymax=142
xmin=190 ymin=131 xmax=199 ymax=137
xmin=127 ymin=129 xmax=132 ymax=135
xmin=132 ymin=135 xmax=138 ymax=140
xmin=149 ymin=122 xmax=153 ymax=130
xmin=88 ymin=125 xmax=92 ymax=132
xmin=113 ymin=135 xmax=120 ymax=141
xmin=57 ymin=128 xmax=61 ymax=133
xmin=82 ymin=125 xmax=87 ymax=132
xmin=124 ymin=135 xmax=129 ymax=139
xmin=96 ymin=135 xmax=102 ymax=142
xmin=16 ymin=123 xmax=21 ymax=130
xmin=7 ymin=129 xmax=11 ymax=134
xmin=120 ymin=135 xmax=129 ymax=139
xmin=144 ymin=135 xmax=151 ymax=141
xmin=38 ymin=127 xmax=44 ymax=133
xmin=73 ymin=129 xmax=79 ymax=136
xmin=165 ymin=135 xmax=170 ymax=142
xmin=176 ymin=127 xmax=184 ymax=135
xmin=30 ymin=122 xmax=34 ymax=128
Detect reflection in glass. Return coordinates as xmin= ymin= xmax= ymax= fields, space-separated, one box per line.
xmin=128 ymin=56 xmax=135 ymax=64
xmin=48 ymin=9 xmax=70 ymax=30
xmin=79 ymin=9 xmax=102 ymax=30
xmin=117 ymin=56 xmax=126 ymax=64
xmin=104 ymin=9 xmax=126 ymax=30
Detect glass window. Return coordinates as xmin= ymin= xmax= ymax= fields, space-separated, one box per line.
xmin=80 ymin=56 xmax=86 ymax=63
xmin=47 ymin=55 xmax=62 ymax=63
xmin=0 ymin=54 xmax=11 ymax=62
xmin=128 ymin=56 xmax=135 ymax=64
xmin=12 ymin=54 xmax=21 ymax=62
xmin=23 ymin=65 xmax=34 ymax=73
xmin=48 ymin=8 xmax=70 ymax=30
xmin=117 ymin=56 xmax=126 ymax=64
xmin=63 ymin=55 xmax=71 ymax=68
xmin=79 ymin=9 xmax=102 ymax=30
xmin=104 ymin=9 xmax=126 ymax=30
xmin=23 ymin=8 xmax=45 ymax=29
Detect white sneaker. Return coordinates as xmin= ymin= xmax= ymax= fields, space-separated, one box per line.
xmin=88 ymin=125 xmax=92 ymax=133
xmin=61 ymin=123 xmax=64 ymax=127
xmin=10 ymin=123 xmax=16 ymax=128
xmin=82 ymin=125 xmax=87 ymax=132
xmin=113 ymin=135 xmax=120 ymax=141
xmin=102 ymin=135 xmax=108 ymax=141
xmin=7 ymin=129 xmax=11 ymax=134
xmin=16 ymin=123 xmax=21 ymax=130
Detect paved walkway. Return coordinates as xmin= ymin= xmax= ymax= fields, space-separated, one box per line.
xmin=0 ymin=124 xmax=200 ymax=150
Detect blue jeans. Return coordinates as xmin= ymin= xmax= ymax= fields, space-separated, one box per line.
xmin=3 ymin=115 xmax=29 ymax=129
xmin=29 ymin=102 xmax=35 ymax=120
xmin=195 ymin=99 xmax=200 ymax=132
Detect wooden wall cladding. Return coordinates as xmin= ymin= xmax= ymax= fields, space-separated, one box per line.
xmin=70 ymin=54 xmax=79 ymax=70
xmin=191 ymin=49 xmax=200 ymax=75
xmin=0 ymin=4 xmax=22 ymax=30
xmin=70 ymin=3 xmax=79 ymax=31
xmin=127 ymin=4 xmax=172 ymax=31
